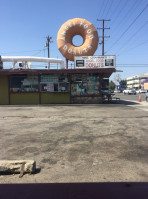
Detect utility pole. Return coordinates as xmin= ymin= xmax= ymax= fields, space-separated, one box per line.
xmin=45 ymin=36 xmax=53 ymax=58
xmin=97 ymin=19 xmax=110 ymax=56
xmin=45 ymin=36 xmax=53 ymax=68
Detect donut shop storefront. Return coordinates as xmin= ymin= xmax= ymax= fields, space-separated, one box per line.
xmin=0 ymin=67 xmax=115 ymax=105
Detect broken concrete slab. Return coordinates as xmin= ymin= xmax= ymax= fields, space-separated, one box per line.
xmin=0 ymin=160 xmax=36 ymax=174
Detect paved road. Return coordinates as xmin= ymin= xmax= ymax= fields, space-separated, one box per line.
xmin=114 ymin=93 xmax=147 ymax=102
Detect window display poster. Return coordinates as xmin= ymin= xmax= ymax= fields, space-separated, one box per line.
xmin=47 ymin=83 xmax=54 ymax=92
xmin=86 ymin=75 xmax=99 ymax=95
xmin=71 ymin=82 xmax=100 ymax=96
xmin=71 ymin=83 xmax=87 ymax=96
xmin=71 ymin=84 xmax=77 ymax=96
xmin=71 ymin=74 xmax=100 ymax=96
xmin=76 ymin=83 xmax=87 ymax=96
xmin=86 ymin=84 xmax=100 ymax=95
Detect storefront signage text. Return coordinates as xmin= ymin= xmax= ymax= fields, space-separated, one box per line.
xmin=74 ymin=56 xmax=116 ymax=69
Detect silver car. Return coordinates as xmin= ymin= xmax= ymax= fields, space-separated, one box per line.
xmin=123 ymin=88 xmax=136 ymax=95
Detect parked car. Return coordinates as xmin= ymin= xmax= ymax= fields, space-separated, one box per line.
xmin=145 ymin=90 xmax=148 ymax=102
xmin=123 ymin=88 xmax=136 ymax=95
xmin=136 ymin=89 xmax=147 ymax=94
xmin=114 ymin=90 xmax=121 ymax=93
xmin=102 ymin=90 xmax=112 ymax=95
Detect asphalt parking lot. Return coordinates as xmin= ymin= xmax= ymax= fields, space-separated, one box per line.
xmin=0 ymin=99 xmax=148 ymax=183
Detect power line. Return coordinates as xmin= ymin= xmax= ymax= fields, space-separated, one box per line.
xmin=117 ymin=64 xmax=148 ymax=65
xmin=106 ymin=4 xmax=148 ymax=53
xmin=115 ymin=21 xmax=148 ymax=54
xmin=108 ymin=0 xmax=139 ymax=36
xmin=1 ymin=49 xmax=44 ymax=55
xmin=31 ymin=49 xmax=44 ymax=56
xmin=107 ymin=0 xmax=122 ymax=20
xmin=105 ymin=0 xmax=114 ymax=19
xmin=117 ymin=39 xmax=148 ymax=56
xmin=116 ymin=66 xmax=148 ymax=67
xmin=109 ymin=0 xmax=129 ymax=28
xmin=100 ymin=0 xmax=108 ymax=18
xmin=95 ymin=0 xmax=106 ymax=27
xmin=100 ymin=0 xmax=111 ymax=19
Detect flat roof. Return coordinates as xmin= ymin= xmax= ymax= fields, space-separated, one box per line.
xmin=126 ymin=73 xmax=148 ymax=80
xmin=0 ymin=68 xmax=117 ymax=78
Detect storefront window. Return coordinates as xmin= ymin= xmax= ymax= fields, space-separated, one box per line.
xmin=71 ymin=74 xmax=100 ymax=96
xmin=40 ymin=74 xmax=69 ymax=92
xmin=10 ymin=75 xmax=39 ymax=92
xmin=102 ymin=78 xmax=109 ymax=94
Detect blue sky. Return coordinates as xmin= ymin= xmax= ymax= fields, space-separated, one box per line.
xmin=0 ymin=0 xmax=148 ymax=81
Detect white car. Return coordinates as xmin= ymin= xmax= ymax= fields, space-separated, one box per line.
xmin=136 ymin=89 xmax=147 ymax=94
xmin=123 ymin=88 xmax=136 ymax=95
xmin=114 ymin=90 xmax=121 ymax=93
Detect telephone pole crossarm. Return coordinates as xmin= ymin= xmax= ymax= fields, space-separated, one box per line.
xmin=97 ymin=19 xmax=111 ymax=21
xmin=99 ymin=36 xmax=110 ymax=38
xmin=97 ymin=28 xmax=110 ymax=30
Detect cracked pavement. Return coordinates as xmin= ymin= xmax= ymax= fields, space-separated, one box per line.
xmin=0 ymin=103 xmax=148 ymax=183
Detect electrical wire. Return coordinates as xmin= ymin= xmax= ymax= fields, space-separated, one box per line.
xmin=106 ymin=4 xmax=148 ymax=53
xmin=117 ymin=39 xmax=148 ymax=56
xmin=114 ymin=21 xmax=148 ymax=54
xmin=31 ymin=49 xmax=45 ymax=56
xmin=108 ymin=0 xmax=140 ymax=36
xmin=117 ymin=64 xmax=148 ymax=65
xmin=105 ymin=0 xmax=141 ymax=49
xmin=95 ymin=0 xmax=106 ymax=26
xmin=116 ymin=66 xmax=148 ymax=67
xmin=105 ymin=0 xmax=114 ymax=19
xmin=100 ymin=0 xmax=110 ymax=19
xmin=109 ymin=0 xmax=129 ymax=27
xmin=0 ymin=49 xmax=44 ymax=55
xmin=107 ymin=0 xmax=122 ymax=20
xmin=102 ymin=0 xmax=112 ymax=19
xmin=97 ymin=0 xmax=107 ymax=20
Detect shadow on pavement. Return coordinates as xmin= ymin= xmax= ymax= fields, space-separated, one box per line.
xmin=102 ymin=99 xmax=140 ymax=106
xmin=119 ymin=100 xmax=140 ymax=105
xmin=0 ymin=100 xmax=142 ymax=107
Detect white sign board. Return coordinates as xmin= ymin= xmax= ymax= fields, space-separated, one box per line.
xmin=74 ymin=56 xmax=116 ymax=69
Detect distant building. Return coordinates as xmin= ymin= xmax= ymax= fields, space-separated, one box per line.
xmin=144 ymin=83 xmax=148 ymax=90
xmin=142 ymin=78 xmax=148 ymax=90
xmin=126 ymin=73 xmax=148 ymax=89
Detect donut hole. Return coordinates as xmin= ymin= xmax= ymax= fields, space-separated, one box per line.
xmin=72 ymin=35 xmax=84 ymax=47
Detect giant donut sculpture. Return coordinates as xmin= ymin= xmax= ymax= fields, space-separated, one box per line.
xmin=57 ymin=18 xmax=99 ymax=61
